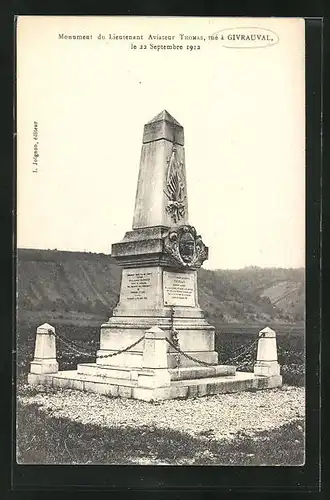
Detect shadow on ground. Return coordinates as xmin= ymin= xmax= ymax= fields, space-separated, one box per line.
xmin=16 ymin=400 xmax=304 ymax=466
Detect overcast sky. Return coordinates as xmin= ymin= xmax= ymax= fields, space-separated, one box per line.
xmin=17 ymin=16 xmax=305 ymax=269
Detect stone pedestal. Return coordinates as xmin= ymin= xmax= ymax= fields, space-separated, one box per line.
xmin=97 ymin=263 xmax=217 ymax=370
xmin=29 ymin=323 xmax=59 ymax=375
xmin=254 ymin=327 xmax=282 ymax=387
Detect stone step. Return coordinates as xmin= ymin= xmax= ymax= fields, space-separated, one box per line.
xmin=77 ymin=363 xmax=142 ymax=381
xmin=94 ymin=350 xmax=218 ymax=369
xmin=77 ymin=362 xmax=236 ymax=382
xmin=28 ymin=369 xmax=282 ymax=402
xmin=169 ymin=372 xmax=257 ymax=399
xmin=28 ymin=370 xmax=137 ymax=398
xmin=169 ymin=364 xmax=236 ymax=380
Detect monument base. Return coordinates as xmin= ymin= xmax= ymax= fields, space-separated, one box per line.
xmin=27 ymin=369 xmax=282 ymax=402
xmin=27 ymin=322 xmax=283 ymax=402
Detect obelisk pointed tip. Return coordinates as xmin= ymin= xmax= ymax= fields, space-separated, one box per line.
xmin=143 ymin=110 xmax=184 ymax=145
xmin=146 ymin=110 xmax=182 ymax=127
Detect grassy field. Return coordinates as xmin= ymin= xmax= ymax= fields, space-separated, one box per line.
xmin=16 ymin=400 xmax=304 ymax=466
xmin=15 ymin=321 xmax=305 ymax=466
xmin=16 ymin=383 xmax=305 ymax=466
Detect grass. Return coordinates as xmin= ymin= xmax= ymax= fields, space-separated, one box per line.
xmin=16 ymin=399 xmax=305 ymax=466
xmin=15 ymin=321 xmax=305 ymax=465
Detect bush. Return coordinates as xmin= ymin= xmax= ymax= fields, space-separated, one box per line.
xmin=280 ymin=364 xmax=305 ymax=387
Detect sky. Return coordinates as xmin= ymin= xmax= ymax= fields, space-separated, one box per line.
xmin=17 ymin=16 xmax=305 ymax=269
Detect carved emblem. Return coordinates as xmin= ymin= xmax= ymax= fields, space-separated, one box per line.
xmin=163 ymin=225 xmax=208 ymax=268
xmin=164 ymin=147 xmax=186 ymax=223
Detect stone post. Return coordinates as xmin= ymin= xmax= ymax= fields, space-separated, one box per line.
xmin=29 ymin=323 xmax=59 ymax=374
xmin=137 ymin=326 xmax=171 ymax=389
xmin=254 ymin=326 xmax=281 ymax=377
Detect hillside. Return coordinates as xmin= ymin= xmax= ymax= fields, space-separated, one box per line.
xmin=213 ymin=267 xmax=305 ymax=321
xmin=17 ymin=249 xmax=304 ymax=327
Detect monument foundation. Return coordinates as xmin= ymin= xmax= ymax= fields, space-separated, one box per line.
xmin=28 ymin=110 xmax=282 ymax=400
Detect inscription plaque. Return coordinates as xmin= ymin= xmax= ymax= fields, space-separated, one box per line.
xmin=163 ymin=271 xmax=196 ymax=307
xmin=122 ymin=271 xmax=153 ymax=301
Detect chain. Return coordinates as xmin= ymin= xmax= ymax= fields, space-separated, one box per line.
xmin=97 ymin=335 xmax=145 ymax=359
xmin=166 ymin=332 xmax=264 ymax=368
xmin=48 ymin=327 xmax=264 ymax=366
xmin=224 ymin=339 xmax=258 ymax=364
xmin=52 ymin=331 xmax=95 ymax=350
xmin=49 ymin=329 xmax=145 ymax=359
xmin=222 ymin=331 xmax=265 ymax=364
xmin=51 ymin=330 xmax=94 ymax=357
xmin=166 ymin=337 xmax=217 ymax=367
xmin=170 ymin=306 xmax=181 ymax=367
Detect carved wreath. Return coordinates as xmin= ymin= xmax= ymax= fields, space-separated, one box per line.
xmin=163 ymin=225 xmax=208 ymax=269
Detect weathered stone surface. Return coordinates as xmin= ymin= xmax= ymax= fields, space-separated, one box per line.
xmin=99 ymin=329 xmax=147 ymax=352
xmin=109 ymin=267 xmax=203 ymax=315
xmin=77 ymin=363 xmax=139 ymax=381
xmin=98 ymin=259 xmax=216 ymax=369
xmin=27 ymin=373 xmax=53 ymax=387
xmin=169 ymin=364 xmax=236 ymax=381
xmin=118 ymin=386 xmax=133 ymax=398
xmin=99 ymin=321 xmax=214 ymax=348
xmin=131 ymin=111 xmax=188 ymax=230
xmin=167 ymin=351 xmax=218 ymax=368
xmin=172 ymin=329 xmax=215 ymax=352
xmin=111 ymin=227 xmax=168 ymax=268
xmin=143 ymin=110 xmax=184 ymax=145
xmin=163 ymin=226 xmax=208 ymax=269
xmin=163 ymin=270 xmax=196 ymax=307
xmin=132 ymin=140 xmax=188 ymax=229
xmin=254 ymin=361 xmax=281 ymax=377
xmin=142 ymin=327 xmax=168 ymax=369
xmin=28 ymin=369 xmax=282 ymax=400
xmin=254 ymin=326 xmax=281 ymax=377
xmin=118 ymin=267 xmax=163 ymax=310
xmin=137 ymin=370 xmax=171 ymax=389
xmin=30 ymin=323 xmax=58 ymax=374
xmin=96 ymin=350 xmax=143 ymax=368
xmin=30 ymin=360 xmax=59 ymax=374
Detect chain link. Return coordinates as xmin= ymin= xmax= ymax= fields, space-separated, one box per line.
xmin=97 ymin=335 xmax=145 ymax=359
xmin=51 ymin=330 xmax=94 ymax=357
xmin=170 ymin=306 xmax=181 ymax=367
xmin=49 ymin=327 xmax=263 ymax=366
xmin=49 ymin=329 xmax=145 ymax=359
xmin=221 ymin=332 xmax=265 ymax=364
xmin=166 ymin=332 xmax=264 ymax=367
xmin=224 ymin=339 xmax=258 ymax=363
xmin=165 ymin=337 xmax=217 ymax=367
xmin=52 ymin=330 xmax=95 ymax=351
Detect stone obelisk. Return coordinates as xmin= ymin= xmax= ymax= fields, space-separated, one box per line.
xmin=28 ymin=110 xmax=282 ymax=400
xmin=97 ymin=110 xmax=218 ymax=370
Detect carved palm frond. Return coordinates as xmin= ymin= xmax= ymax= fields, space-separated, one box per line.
xmin=165 ymin=149 xmax=185 ymax=203
xmin=168 ymin=170 xmax=180 ymax=200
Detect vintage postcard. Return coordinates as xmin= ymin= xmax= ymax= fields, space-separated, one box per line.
xmin=16 ymin=16 xmax=306 ymax=467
